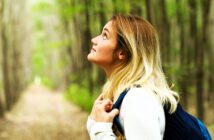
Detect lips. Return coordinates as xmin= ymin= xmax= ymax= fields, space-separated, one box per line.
xmin=91 ymin=47 xmax=96 ymax=52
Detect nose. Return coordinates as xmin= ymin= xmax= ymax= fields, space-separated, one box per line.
xmin=91 ymin=36 xmax=97 ymax=45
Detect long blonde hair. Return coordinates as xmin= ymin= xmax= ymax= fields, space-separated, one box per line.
xmin=102 ymin=14 xmax=179 ymax=113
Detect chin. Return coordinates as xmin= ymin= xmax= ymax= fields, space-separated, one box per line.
xmin=87 ymin=53 xmax=93 ymax=61
xmin=87 ymin=54 xmax=96 ymax=63
xmin=87 ymin=55 xmax=100 ymax=66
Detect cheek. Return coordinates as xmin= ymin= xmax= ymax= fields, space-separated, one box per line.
xmin=97 ymin=49 xmax=114 ymax=62
xmin=98 ymin=47 xmax=113 ymax=55
xmin=88 ymin=47 xmax=114 ymax=65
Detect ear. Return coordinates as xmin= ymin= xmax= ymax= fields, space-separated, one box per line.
xmin=118 ymin=50 xmax=126 ymax=60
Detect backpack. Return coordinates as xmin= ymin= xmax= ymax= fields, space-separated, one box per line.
xmin=112 ymin=88 xmax=212 ymax=140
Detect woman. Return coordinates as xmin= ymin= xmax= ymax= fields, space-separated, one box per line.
xmin=86 ymin=14 xmax=179 ymax=140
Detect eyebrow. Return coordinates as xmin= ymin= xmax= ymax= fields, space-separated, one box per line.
xmin=103 ymin=27 xmax=110 ymax=34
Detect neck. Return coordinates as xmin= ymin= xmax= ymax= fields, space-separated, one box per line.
xmin=104 ymin=68 xmax=112 ymax=78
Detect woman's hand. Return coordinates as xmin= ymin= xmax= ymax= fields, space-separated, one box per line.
xmin=90 ymin=94 xmax=119 ymax=122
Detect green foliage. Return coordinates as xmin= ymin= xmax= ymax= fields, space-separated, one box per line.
xmin=64 ymin=84 xmax=97 ymax=112
xmin=113 ymin=0 xmax=130 ymax=14
xmin=33 ymin=75 xmax=54 ymax=89
xmin=167 ymin=0 xmax=177 ymax=18
xmin=55 ymin=0 xmax=84 ymax=21
xmin=32 ymin=1 xmax=54 ymax=14
xmin=41 ymin=77 xmax=54 ymax=89
xmin=32 ymin=46 xmax=45 ymax=76
xmin=47 ymin=40 xmax=69 ymax=49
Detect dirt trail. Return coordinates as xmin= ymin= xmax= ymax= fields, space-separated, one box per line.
xmin=0 ymin=84 xmax=90 ymax=140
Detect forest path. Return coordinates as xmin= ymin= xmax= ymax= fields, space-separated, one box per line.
xmin=0 ymin=84 xmax=90 ymax=140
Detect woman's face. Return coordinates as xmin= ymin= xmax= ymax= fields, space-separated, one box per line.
xmin=88 ymin=21 xmax=121 ymax=76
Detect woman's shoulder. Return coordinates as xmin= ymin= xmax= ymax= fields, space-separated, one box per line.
xmin=125 ymin=87 xmax=158 ymax=102
xmin=121 ymin=87 xmax=163 ymax=112
xmin=119 ymin=87 xmax=165 ymax=137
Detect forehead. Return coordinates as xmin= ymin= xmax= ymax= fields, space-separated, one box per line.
xmin=104 ymin=21 xmax=112 ymax=28
xmin=103 ymin=21 xmax=114 ymax=31
xmin=103 ymin=21 xmax=116 ymax=36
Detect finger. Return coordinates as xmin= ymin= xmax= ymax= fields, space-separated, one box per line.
xmin=96 ymin=94 xmax=104 ymax=102
xmin=109 ymin=109 xmax=119 ymax=119
xmin=105 ymin=104 xmax=112 ymax=112
xmin=94 ymin=95 xmax=104 ymax=105
xmin=105 ymin=102 xmax=113 ymax=112
xmin=101 ymin=99 xmax=112 ymax=108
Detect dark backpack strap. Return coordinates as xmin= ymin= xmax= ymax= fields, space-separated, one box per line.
xmin=112 ymin=88 xmax=130 ymax=135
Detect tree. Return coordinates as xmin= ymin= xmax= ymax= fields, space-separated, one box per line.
xmin=199 ymin=0 xmax=212 ymax=121
xmin=82 ymin=0 xmax=93 ymax=92
xmin=176 ymin=0 xmax=189 ymax=108
xmin=158 ymin=0 xmax=172 ymax=81
xmin=130 ymin=1 xmax=142 ymax=15
xmin=145 ymin=0 xmax=155 ymax=24
xmin=207 ymin=0 xmax=214 ymax=115
xmin=0 ymin=0 xmax=5 ymax=117
xmin=0 ymin=0 xmax=28 ymax=112
xmin=1 ymin=0 xmax=13 ymax=110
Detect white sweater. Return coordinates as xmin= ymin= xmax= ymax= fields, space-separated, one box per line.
xmin=87 ymin=87 xmax=165 ymax=140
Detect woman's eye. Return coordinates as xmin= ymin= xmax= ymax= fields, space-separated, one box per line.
xmin=102 ymin=33 xmax=107 ymax=39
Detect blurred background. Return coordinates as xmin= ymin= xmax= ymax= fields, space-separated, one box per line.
xmin=0 ymin=0 xmax=213 ymax=139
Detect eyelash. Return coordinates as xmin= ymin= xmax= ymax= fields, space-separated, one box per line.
xmin=101 ymin=32 xmax=107 ymax=39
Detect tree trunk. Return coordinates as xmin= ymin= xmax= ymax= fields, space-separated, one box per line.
xmin=63 ymin=16 xmax=73 ymax=86
xmin=207 ymin=24 xmax=214 ymax=123
xmin=145 ymin=0 xmax=155 ymax=24
xmin=12 ymin=2 xmax=22 ymax=102
xmin=207 ymin=0 xmax=214 ymax=116
xmin=130 ymin=1 xmax=142 ymax=15
xmin=160 ymin=0 xmax=171 ymax=80
xmin=71 ymin=14 xmax=84 ymax=84
xmin=1 ymin=7 xmax=12 ymax=110
xmin=188 ymin=0 xmax=204 ymax=121
xmin=0 ymin=0 xmax=5 ymax=117
xmin=83 ymin=0 xmax=93 ymax=93
xmin=200 ymin=0 xmax=211 ymax=121
xmin=176 ymin=0 xmax=188 ymax=108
